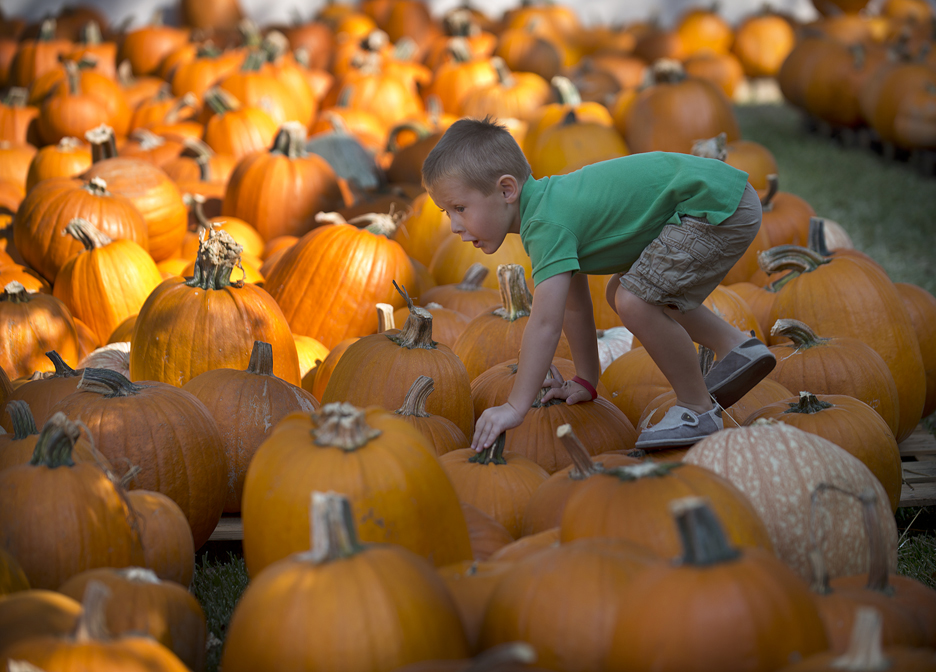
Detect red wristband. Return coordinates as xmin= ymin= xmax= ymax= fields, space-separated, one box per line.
xmin=572 ymin=376 xmax=597 ymax=401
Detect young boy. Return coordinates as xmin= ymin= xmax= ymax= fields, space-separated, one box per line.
xmin=422 ymin=117 xmax=775 ymax=452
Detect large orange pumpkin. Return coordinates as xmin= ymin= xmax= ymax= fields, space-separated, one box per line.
xmin=0 ymin=282 xmax=80 ymax=380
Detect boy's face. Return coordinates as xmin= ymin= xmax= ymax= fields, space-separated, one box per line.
xmin=429 ymin=176 xmax=519 ymax=255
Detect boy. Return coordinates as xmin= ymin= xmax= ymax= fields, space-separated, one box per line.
xmin=423 ymin=117 xmax=775 ymax=452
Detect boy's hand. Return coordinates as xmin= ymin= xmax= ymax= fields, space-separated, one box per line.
xmin=471 ymin=403 xmax=525 ymax=452
xmin=540 ymin=367 xmax=595 ymax=405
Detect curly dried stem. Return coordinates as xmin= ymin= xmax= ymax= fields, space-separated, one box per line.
xmin=396 ymin=375 xmax=434 ymax=418
xmin=757 ymin=245 xmax=828 ymax=284
xmin=312 ymin=402 xmax=382 ymax=451
xmin=29 ymin=412 xmax=81 ymax=468
xmin=759 ymin=174 xmax=779 ymax=209
xmin=389 ymin=281 xmax=437 ymax=350
xmin=77 ymin=368 xmax=144 ymax=398
xmin=64 ymin=217 xmax=113 ymax=251
xmin=770 ymin=319 xmax=828 ymax=348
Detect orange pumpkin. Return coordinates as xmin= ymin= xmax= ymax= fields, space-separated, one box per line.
xmin=394 ymin=375 xmax=469 ymax=457
xmin=732 ymin=12 xmax=797 ymax=78
xmin=0 ymin=282 xmax=80 ymax=380
xmin=896 ymin=282 xmax=936 ymax=418
xmin=0 ymin=351 xmax=85 ymax=435
xmin=419 ymin=263 xmax=500 ymax=319
xmin=25 ymin=135 xmax=92 ymax=190
xmin=201 ymin=87 xmax=279 ymax=161
xmin=0 ymin=590 xmax=82 ymax=666
xmin=125 ymin=490 xmax=195 ymax=588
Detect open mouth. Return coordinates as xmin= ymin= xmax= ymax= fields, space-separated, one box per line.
xmin=473 ymin=241 xmax=482 ymax=248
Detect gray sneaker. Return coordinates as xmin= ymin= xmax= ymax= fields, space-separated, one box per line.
xmin=704 ymin=338 xmax=776 ymax=408
xmin=635 ymin=405 xmax=724 ymax=449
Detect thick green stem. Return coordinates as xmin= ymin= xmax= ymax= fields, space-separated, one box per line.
xmin=246 ymin=341 xmax=274 ymax=376
xmin=77 ymin=368 xmax=144 ymax=398
xmin=312 ymin=403 xmax=382 ymax=451
xmin=29 ymin=412 xmax=80 ymax=468
xmin=671 ymin=496 xmax=742 ymax=566
xmin=6 ymin=400 xmax=39 ymax=439
xmin=395 ymin=375 xmax=434 ymax=418
xmin=65 ymin=217 xmax=113 ymax=251
xmin=770 ymin=319 xmax=828 ymax=348
xmin=493 ymin=264 xmax=532 ymax=322
xmin=469 ymin=432 xmax=507 ymax=465
xmin=784 ymin=391 xmax=834 ymax=415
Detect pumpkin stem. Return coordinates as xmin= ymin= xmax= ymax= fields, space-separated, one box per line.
xmin=464 ymin=642 xmax=538 ymax=672
xmin=557 ymin=424 xmax=600 ymax=479
xmin=204 ymin=86 xmax=241 ymax=116
xmin=388 ymin=281 xmax=438 ymax=350
xmin=386 ymin=120 xmax=432 ymax=153
xmin=690 ymin=132 xmax=728 ymax=161
xmin=38 ymin=19 xmax=57 ymax=42
xmin=493 ymin=264 xmax=532 ymax=322
xmin=85 ymin=124 xmax=118 ymax=162
xmin=185 ymin=226 xmax=246 ymax=290
xmin=3 ymin=87 xmax=29 ymax=107
xmin=807 ymin=216 xmax=834 ymax=257
xmin=58 ymin=136 xmax=84 ymax=152
xmin=129 ymin=128 xmax=166 ymax=151
xmin=301 ymin=491 xmax=365 ymax=564
xmin=550 ymin=75 xmax=582 ymax=106
xmin=116 ymin=567 xmax=161 ymax=583
xmin=270 ymin=121 xmax=309 ymax=158
xmin=756 ymin=244 xmax=828 ymax=281
xmin=312 ymin=402 xmax=382 ymax=451
xmin=445 ymin=36 xmax=474 ymax=62
xmin=605 ymin=460 xmax=682 ymax=482
xmin=6 ymin=400 xmax=39 ymax=440
xmin=469 ymin=432 xmax=508 ymax=465
xmin=759 ymin=174 xmax=779 ymax=209
xmin=377 ymin=303 xmax=396 ymax=332
xmin=831 ymin=607 xmax=891 ymax=671
xmin=490 ymin=56 xmax=515 ymax=87
xmin=650 ymin=58 xmax=687 ymax=84
xmin=350 ymin=209 xmax=405 ymax=238
xmin=62 ymin=59 xmax=82 ymax=96
xmin=64 ymin=217 xmax=113 ymax=251
xmin=74 ymin=580 xmax=111 ymax=642
xmin=671 ymin=496 xmax=742 ymax=566
xmin=77 ymin=368 xmax=144 ymax=398
xmin=29 ymin=412 xmax=80 ymax=468
xmin=2 ymin=281 xmax=31 ymax=304
xmin=456 ymin=262 xmax=489 ymax=290
xmin=785 ymin=391 xmax=834 ymax=415
xmin=770 ymin=319 xmax=828 ymax=349
xmin=83 ymin=176 xmax=110 ymax=196
xmin=246 ymin=341 xmax=275 ymax=376
xmin=395 ymin=375 xmax=434 ymax=418
xmin=46 ymin=350 xmax=80 ymax=378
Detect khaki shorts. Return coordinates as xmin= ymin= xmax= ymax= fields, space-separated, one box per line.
xmin=618 ymin=182 xmax=762 ymax=313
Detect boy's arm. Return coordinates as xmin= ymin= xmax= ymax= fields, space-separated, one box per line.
xmin=542 ymin=272 xmax=601 ymax=403
xmin=471 ymin=271 xmax=572 ymax=451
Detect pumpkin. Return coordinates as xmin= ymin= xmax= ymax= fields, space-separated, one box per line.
xmin=0 ymin=88 xmax=39 ymax=145
xmin=766 ymin=318 xmax=900 ymax=436
xmin=0 ymin=282 xmax=80 ymax=380
xmin=759 ymin=245 xmax=925 ymax=442
xmin=52 ymin=218 xmax=162 ymax=344
xmin=0 ymin=413 xmax=144 ymax=589
xmin=684 ymin=419 xmax=898 ymax=581
xmin=217 ymin=47 xmax=303 ymax=128
xmin=125 ymin=490 xmax=194 ymax=588
xmin=48 ymin=368 xmax=226 ymax=550
xmin=0 ymin=352 xmax=84 ymax=435
xmin=37 ymin=59 xmax=130 ymax=144
xmin=82 ymin=125 xmax=188 ymax=262
xmin=225 ymin=492 xmax=468 ymax=672
xmin=521 ymin=424 xmax=639 ymax=537
xmin=322 ymin=286 xmax=475 ymax=441
xmin=129 ymin=226 xmax=300 ymax=387
xmin=436 ymin=560 xmax=512 ymax=654
xmin=523 ymin=76 xmax=615 ymax=160
xmin=0 ymin=546 xmax=29 ymax=595
xmin=0 ymin=399 xmax=105 ymax=473
xmin=461 ymin=57 xmax=551 ymax=122
xmin=118 ymin=19 xmax=190 ymax=77
xmin=460 ymin=503 xmax=514 ymax=561
xmin=58 ymin=567 xmax=207 ymax=672
xmin=183 ymin=340 xmax=318 ymax=512
xmin=4 ymin=580 xmax=190 ymax=671
xmin=859 ymin=60 xmax=936 ymax=147
xmin=440 ymin=434 xmax=549 ymax=538
xmin=606 ymin=498 xmax=829 ymax=670
xmin=805 ymin=41 xmax=888 ymax=130
xmin=241 ymin=403 xmax=473 ymax=576
xmin=308 ymin=336 xmax=358 ymax=399
xmin=0 ymin=590 xmax=82 ymax=666
xmin=732 ymin=11 xmax=797 ymax=78
xmin=25 ymin=136 xmax=91 ymax=191
xmin=683 ymin=51 xmax=745 ymax=100
xmin=479 ymin=536 xmax=659 ymax=671
xmin=78 ymin=342 xmax=131 ymax=379
xmin=200 ymin=87 xmax=278 ymax=161
xmin=598 ymin=346 xmax=672 ymax=429
xmin=420 ymin=263 xmax=501 ymax=318
xmin=8 ymin=20 xmax=73 ymax=88
xmin=453 ymin=264 xmax=570 ymax=381
xmin=895 ymin=282 xmax=936 ymax=418
xmin=394 ymin=375 xmax=470 ymax=457
xmin=527 ymin=108 xmax=628 ymax=179
xmin=423 ymin=38 xmax=498 ymax=115
xmin=265 ymin=211 xmax=416 ymax=349
xmin=13 ymin=175 xmax=148 ymax=284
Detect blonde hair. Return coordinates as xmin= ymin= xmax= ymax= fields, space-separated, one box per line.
xmin=422 ymin=117 xmax=531 ymax=195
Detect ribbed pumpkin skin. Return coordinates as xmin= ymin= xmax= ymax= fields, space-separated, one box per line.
xmin=0 ymin=289 xmax=80 ymax=379
xmin=684 ymin=422 xmax=898 ymax=581
xmin=0 ymin=590 xmax=82 ymax=659
xmin=83 ymin=157 xmax=188 ymax=262
xmin=479 ymin=538 xmax=658 ymax=671
xmin=264 ymin=223 xmax=416 ymax=349
xmin=394 ymin=191 xmax=455 ymax=267
xmin=896 ymin=282 xmax=936 ymax=418
xmin=241 ymin=407 xmax=473 ymax=576
xmin=129 ymin=277 xmax=300 ymax=387
xmin=222 ymin=543 xmax=469 ymax=672
xmin=0 ymin=460 xmax=144 ymax=590
xmin=745 ymin=394 xmax=901 ymax=512
xmin=4 ymin=634 xmax=191 ymax=672
xmin=183 ymin=363 xmax=318 ymax=512
xmin=440 ymin=449 xmax=549 ymax=538
xmin=53 ymin=238 xmax=163 ymax=344
xmin=437 ymin=560 xmax=512 ymax=654
xmin=58 ymin=567 xmax=207 ymax=672
xmin=49 ymin=381 xmax=226 ymax=550
xmin=12 ymin=177 xmax=148 ymax=283
xmin=461 ymin=503 xmax=514 ymax=561
xmin=221 ymin=149 xmax=343 ymax=241
xmin=767 ymin=327 xmax=900 ymax=437
xmin=767 ymin=253 xmax=925 ymax=443
xmin=322 ymin=333 xmax=475 ymax=442
xmin=560 ymin=463 xmax=774 ymax=557
xmin=703 ymin=284 xmax=766 ymax=341
xmin=599 ymin=346 xmax=671 ymax=429
xmin=126 ymin=490 xmax=195 ymax=588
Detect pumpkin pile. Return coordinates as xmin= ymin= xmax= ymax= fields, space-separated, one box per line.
xmin=1 ymin=0 xmax=935 ymax=670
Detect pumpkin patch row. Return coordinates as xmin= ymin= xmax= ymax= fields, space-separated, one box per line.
xmin=1 ymin=0 xmax=935 ymax=670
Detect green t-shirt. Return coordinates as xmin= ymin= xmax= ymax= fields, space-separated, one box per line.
xmin=518 ymin=152 xmax=749 ymax=285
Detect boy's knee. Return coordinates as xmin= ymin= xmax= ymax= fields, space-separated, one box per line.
xmin=605 ymin=274 xmax=622 ymax=312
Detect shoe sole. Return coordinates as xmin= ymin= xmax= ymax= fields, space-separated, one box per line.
xmin=635 ymin=434 xmax=710 ymax=450
xmin=707 ymin=354 xmax=777 ymax=409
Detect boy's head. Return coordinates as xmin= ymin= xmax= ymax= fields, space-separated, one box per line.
xmin=422 ymin=116 xmax=532 ymax=196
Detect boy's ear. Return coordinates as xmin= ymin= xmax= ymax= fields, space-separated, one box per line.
xmin=498 ymin=174 xmax=520 ymax=203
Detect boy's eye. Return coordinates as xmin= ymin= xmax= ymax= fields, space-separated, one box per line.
xmin=455 ymin=206 xmax=465 ymax=213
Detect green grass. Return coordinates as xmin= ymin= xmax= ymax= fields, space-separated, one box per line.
xmin=190 ymin=552 xmax=250 ymax=672
xmin=735 ymin=104 xmax=936 ymax=296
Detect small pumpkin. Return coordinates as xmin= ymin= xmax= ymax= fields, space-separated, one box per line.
xmin=0 ymin=282 xmax=79 ymax=380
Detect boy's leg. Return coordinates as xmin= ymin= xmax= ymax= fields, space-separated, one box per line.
xmin=662 ymin=304 xmax=748 ymax=360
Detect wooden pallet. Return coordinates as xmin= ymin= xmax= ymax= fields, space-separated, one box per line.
xmin=205 ymin=424 xmax=936 ymax=542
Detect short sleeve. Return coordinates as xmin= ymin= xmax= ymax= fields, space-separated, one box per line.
xmin=524 ymin=221 xmax=580 ymax=285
